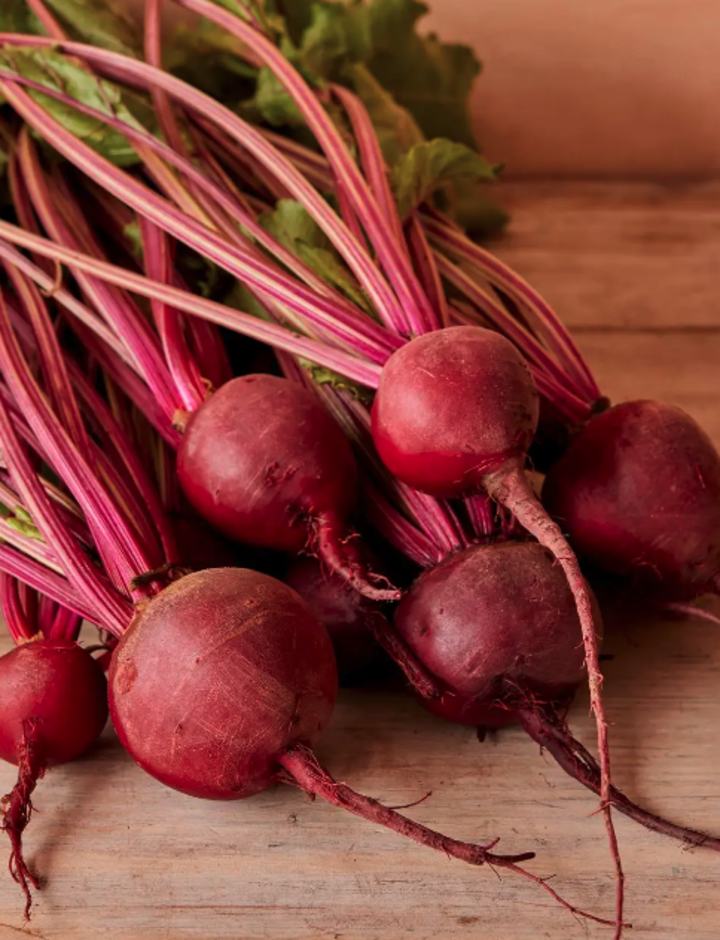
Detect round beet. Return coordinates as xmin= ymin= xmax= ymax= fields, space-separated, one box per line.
xmin=0 ymin=640 xmax=108 ymax=766
xmin=0 ymin=641 xmax=108 ymax=916
xmin=543 ymin=400 xmax=720 ymax=600
xmin=394 ymin=541 xmax=720 ymax=852
xmin=394 ymin=542 xmax=592 ymax=717
xmin=372 ymin=327 xmax=538 ymax=498
xmin=177 ymin=375 xmax=397 ymax=601
xmin=284 ymin=557 xmax=385 ymax=685
xmin=110 ymin=567 xmax=338 ymax=799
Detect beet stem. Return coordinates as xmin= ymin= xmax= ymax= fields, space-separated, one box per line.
xmin=518 ymin=705 xmax=720 ymax=852
xmin=363 ymin=611 xmax=443 ymax=699
xmin=661 ymin=602 xmax=720 ymax=628
xmin=1 ymin=719 xmax=45 ymax=919
xmin=314 ymin=516 xmax=401 ymax=603
xmin=484 ymin=460 xmax=624 ymax=936
xmin=278 ymin=743 xmax=627 ymax=928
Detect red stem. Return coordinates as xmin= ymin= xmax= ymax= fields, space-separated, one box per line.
xmin=278 ymin=743 xmax=625 ymax=929
xmin=483 ymin=460 xmax=623 ymax=934
xmin=314 ymin=513 xmax=401 ymax=603
xmin=518 ymin=704 xmax=720 ymax=852
xmin=1 ymin=719 xmax=45 ymax=920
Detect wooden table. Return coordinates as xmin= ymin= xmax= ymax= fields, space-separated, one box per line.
xmin=1 ymin=182 xmax=719 ymax=940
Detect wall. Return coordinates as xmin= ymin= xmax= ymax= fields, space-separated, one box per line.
xmin=122 ymin=0 xmax=720 ymax=178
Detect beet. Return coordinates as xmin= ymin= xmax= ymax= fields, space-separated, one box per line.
xmin=111 ymin=567 xmax=337 ymax=799
xmin=394 ymin=541 xmax=720 ymax=852
xmin=542 ymin=400 xmax=720 ymax=600
xmin=177 ymin=375 xmax=397 ymax=600
xmin=372 ymin=327 xmax=538 ymax=498
xmin=284 ymin=557 xmax=386 ymax=685
xmin=395 ymin=543 xmax=592 ymax=715
xmin=0 ymin=641 xmax=108 ymax=915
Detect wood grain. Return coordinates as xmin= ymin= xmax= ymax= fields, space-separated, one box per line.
xmin=2 ymin=185 xmax=720 ymax=940
xmin=492 ymin=181 xmax=720 ymax=329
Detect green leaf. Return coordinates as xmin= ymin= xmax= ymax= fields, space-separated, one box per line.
xmin=300 ymin=2 xmax=371 ymax=80
xmin=298 ymin=358 xmax=374 ymax=402
xmin=392 ymin=138 xmax=498 ymax=218
xmin=123 ymin=220 xmax=143 ymax=258
xmin=0 ymin=0 xmax=45 ymax=34
xmin=260 ymin=197 xmax=330 ymax=250
xmin=274 ymin=0 xmax=315 ymax=45
xmin=166 ymin=21 xmax=258 ymax=104
xmin=222 ymin=279 xmax=274 ymax=321
xmin=348 ymin=63 xmax=422 ymax=166
xmin=0 ymin=47 xmax=157 ymax=167
xmin=260 ymin=199 xmax=373 ymax=313
xmin=252 ymin=66 xmax=304 ymax=126
xmin=44 ymin=0 xmax=142 ymax=58
xmin=364 ymin=0 xmax=480 ymax=147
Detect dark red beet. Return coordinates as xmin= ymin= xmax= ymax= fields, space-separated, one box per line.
xmin=394 ymin=542 xmax=720 ymax=853
xmin=372 ymin=327 xmax=538 ymax=498
xmin=395 ymin=543 xmax=593 ymax=711
xmin=177 ymin=375 xmax=398 ymax=600
xmin=108 ymin=567 xmax=612 ymax=921
xmin=543 ymin=400 xmax=720 ymax=600
xmin=284 ymin=557 xmax=385 ymax=685
xmin=0 ymin=641 xmax=108 ymax=916
xmin=110 ymin=567 xmax=338 ymax=800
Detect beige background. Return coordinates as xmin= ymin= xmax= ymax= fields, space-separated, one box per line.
xmin=122 ymin=0 xmax=720 ymax=178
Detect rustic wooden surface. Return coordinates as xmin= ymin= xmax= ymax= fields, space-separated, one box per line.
xmin=2 ymin=182 xmax=720 ymax=940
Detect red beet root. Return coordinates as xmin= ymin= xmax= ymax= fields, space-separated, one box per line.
xmin=395 ymin=543 xmax=592 ymax=713
xmin=110 ymin=567 xmax=337 ymax=799
xmin=394 ymin=542 xmax=720 ymax=852
xmin=0 ymin=641 xmax=108 ymax=916
xmin=284 ymin=557 xmax=386 ymax=685
xmin=372 ymin=327 xmax=538 ymax=498
xmin=543 ymin=400 xmax=720 ymax=601
xmin=177 ymin=375 xmax=398 ymax=601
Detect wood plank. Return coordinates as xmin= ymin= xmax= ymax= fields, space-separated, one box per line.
xmin=490 ymin=181 xmax=720 ymax=329
xmin=1 ymin=334 xmax=720 ymax=939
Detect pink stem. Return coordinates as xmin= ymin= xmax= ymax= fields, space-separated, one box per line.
xmin=0 ymin=573 xmax=35 ymax=642
xmin=0 ymin=70 xmax=396 ymax=363
xmin=405 ymin=216 xmax=449 ymax=329
xmin=0 ymin=291 xmax=156 ymax=604
xmin=0 ymin=358 xmax=129 ymax=631
xmin=177 ymin=0 xmax=438 ymax=336
xmin=0 ymin=33 xmax=405 ymax=331
xmin=138 ymin=217 xmax=206 ymax=412
xmin=0 ymin=220 xmax=384 ymax=388
xmin=0 ymin=544 xmax=101 ymax=623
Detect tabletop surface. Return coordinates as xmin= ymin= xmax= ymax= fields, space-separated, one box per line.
xmin=1 ymin=181 xmax=719 ymax=940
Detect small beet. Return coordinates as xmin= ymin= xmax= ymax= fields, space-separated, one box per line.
xmin=394 ymin=541 xmax=720 ymax=852
xmin=284 ymin=557 xmax=385 ymax=685
xmin=543 ymin=400 xmax=720 ymax=600
xmin=177 ymin=375 xmax=397 ymax=600
xmin=0 ymin=641 xmax=108 ymax=916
